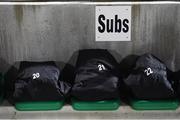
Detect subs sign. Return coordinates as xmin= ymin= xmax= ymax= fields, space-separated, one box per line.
xmin=95 ymin=6 xmax=131 ymax=41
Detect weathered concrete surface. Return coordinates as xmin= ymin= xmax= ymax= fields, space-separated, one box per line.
xmin=0 ymin=103 xmax=180 ymax=119
xmin=0 ymin=4 xmax=180 ymax=73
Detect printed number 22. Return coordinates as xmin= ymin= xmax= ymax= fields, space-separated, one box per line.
xmin=144 ymin=67 xmax=153 ymax=76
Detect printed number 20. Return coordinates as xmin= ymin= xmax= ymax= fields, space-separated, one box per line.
xmin=33 ymin=73 xmax=40 ymax=79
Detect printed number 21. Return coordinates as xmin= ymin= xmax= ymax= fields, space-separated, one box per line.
xmin=98 ymin=64 xmax=106 ymax=71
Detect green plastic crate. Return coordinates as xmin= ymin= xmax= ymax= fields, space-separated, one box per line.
xmin=72 ymin=98 xmax=120 ymax=111
xmin=0 ymin=73 xmax=4 ymax=103
xmin=130 ymin=99 xmax=179 ymax=110
xmin=15 ymin=101 xmax=64 ymax=111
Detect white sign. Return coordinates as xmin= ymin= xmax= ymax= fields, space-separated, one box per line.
xmin=95 ymin=6 xmax=131 ymax=41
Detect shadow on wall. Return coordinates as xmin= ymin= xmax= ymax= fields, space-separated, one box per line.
xmin=4 ymin=62 xmax=19 ymax=106
xmin=109 ymin=49 xmax=123 ymax=63
xmin=119 ymin=54 xmax=139 ymax=78
xmin=118 ymin=54 xmax=139 ymax=103
xmin=60 ymin=50 xmax=78 ymax=86
xmin=0 ymin=58 xmax=19 ymax=106
xmin=0 ymin=58 xmax=13 ymax=74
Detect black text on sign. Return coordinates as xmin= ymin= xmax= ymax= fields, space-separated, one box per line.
xmin=95 ymin=6 xmax=131 ymax=41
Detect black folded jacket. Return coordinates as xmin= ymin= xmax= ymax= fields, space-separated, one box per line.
xmin=170 ymin=70 xmax=180 ymax=98
xmin=124 ymin=54 xmax=176 ymax=100
xmin=14 ymin=61 xmax=70 ymax=102
xmin=71 ymin=49 xmax=121 ymax=101
xmin=178 ymin=79 xmax=180 ymax=98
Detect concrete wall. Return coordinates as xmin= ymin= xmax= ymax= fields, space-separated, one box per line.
xmin=0 ymin=3 xmax=180 ymax=73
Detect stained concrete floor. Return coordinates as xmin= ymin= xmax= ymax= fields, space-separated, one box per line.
xmin=0 ymin=101 xmax=180 ymax=119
